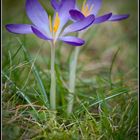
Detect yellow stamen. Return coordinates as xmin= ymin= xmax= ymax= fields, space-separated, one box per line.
xmin=81 ymin=0 xmax=94 ymax=17
xmin=49 ymin=15 xmax=52 ymax=33
xmin=83 ymin=5 xmax=89 ymax=16
xmin=49 ymin=12 xmax=60 ymax=35
xmin=53 ymin=12 xmax=60 ymax=33
xmin=81 ymin=0 xmax=86 ymax=12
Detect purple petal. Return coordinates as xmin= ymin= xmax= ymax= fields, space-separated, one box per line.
xmin=50 ymin=0 xmax=62 ymax=11
xmin=109 ymin=14 xmax=129 ymax=21
xmin=59 ymin=36 xmax=85 ymax=46
xmin=26 ymin=0 xmax=50 ymax=36
xmin=5 ymin=24 xmax=33 ymax=34
xmin=58 ymin=0 xmax=76 ymax=27
xmin=58 ymin=0 xmax=76 ymax=16
xmin=69 ymin=9 xmax=85 ymax=21
xmin=54 ymin=0 xmax=76 ymax=39
xmin=94 ymin=13 xmax=112 ymax=24
xmin=31 ymin=26 xmax=52 ymax=40
xmin=63 ymin=15 xmax=95 ymax=35
xmin=87 ymin=0 xmax=102 ymax=15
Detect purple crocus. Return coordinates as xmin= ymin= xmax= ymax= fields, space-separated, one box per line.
xmin=5 ymin=0 xmax=97 ymax=110
xmin=5 ymin=0 xmax=96 ymax=46
xmin=59 ymin=0 xmax=129 ymax=115
xmin=67 ymin=0 xmax=129 ymax=25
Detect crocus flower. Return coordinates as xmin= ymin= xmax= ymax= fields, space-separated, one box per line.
xmin=67 ymin=0 xmax=129 ymax=25
xmin=60 ymin=0 xmax=129 ymax=115
xmin=6 ymin=0 xmax=96 ymax=46
xmin=5 ymin=0 xmax=96 ymax=110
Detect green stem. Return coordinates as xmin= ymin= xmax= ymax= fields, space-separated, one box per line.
xmin=67 ymin=47 xmax=81 ymax=114
xmin=50 ymin=42 xmax=56 ymax=110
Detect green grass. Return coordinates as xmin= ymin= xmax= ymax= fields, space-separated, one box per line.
xmin=2 ymin=0 xmax=138 ymax=139
xmin=2 ymin=36 xmax=138 ymax=139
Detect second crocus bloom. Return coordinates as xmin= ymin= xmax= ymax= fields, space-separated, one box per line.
xmin=69 ymin=0 xmax=129 ymax=25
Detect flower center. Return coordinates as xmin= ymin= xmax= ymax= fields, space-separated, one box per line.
xmin=81 ymin=0 xmax=94 ymax=17
xmin=49 ymin=12 xmax=60 ymax=35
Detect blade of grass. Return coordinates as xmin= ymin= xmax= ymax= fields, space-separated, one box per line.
xmin=16 ymin=38 xmax=49 ymax=107
xmin=11 ymin=43 xmax=23 ymax=61
xmin=8 ymin=51 xmax=12 ymax=79
xmin=109 ymin=47 xmax=121 ymax=88
xmin=89 ymin=90 xmax=130 ymax=108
